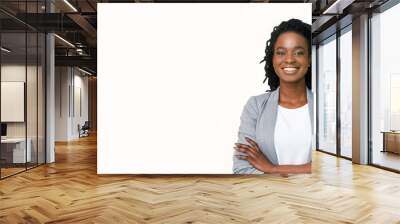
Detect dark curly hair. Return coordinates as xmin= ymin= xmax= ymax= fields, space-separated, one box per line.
xmin=260 ymin=19 xmax=312 ymax=91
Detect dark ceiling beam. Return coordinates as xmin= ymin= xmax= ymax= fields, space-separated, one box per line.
xmin=14 ymin=13 xmax=82 ymax=32
xmin=0 ymin=8 xmax=38 ymax=31
xmin=311 ymin=0 xmax=356 ymax=34
xmin=312 ymin=14 xmax=352 ymax=44
xmin=56 ymin=47 xmax=97 ymax=57
xmin=55 ymin=55 xmax=96 ymax=69
xmin=312 ymin=15 xmax=335 ymax=33
xmin=323 ymin=0 xmax=356 ymax=14
xmin=56 ymin=0 xmax=97 ymax=46
xmin=86 ymin=0 xmax=97 ymax=12
xmin=67 ymin=13 xmax=97 ymax=46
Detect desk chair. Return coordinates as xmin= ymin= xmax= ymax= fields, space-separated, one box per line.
xmin=79 ymin=121 xmax=90 ymax=138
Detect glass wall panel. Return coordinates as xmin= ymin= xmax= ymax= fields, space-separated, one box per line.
xmin=27 ymin=31 xmax=38 ymax=169
xmin=26 ymin=0 xmax=39 ymax=169
xmin=1 ymin=31 xmax=27 ymax=177
xmin=317 ymin=35 xmax=337 ymax=154
xmin=38 ymin=32 xmax=45 ymax=165
xmin=371 ymin=3 xmax=400 ymax=171
xmin=0 ymin=1 xmax=46 ymax=179
xmin=339 ymin=27 xmax=352 ymax=158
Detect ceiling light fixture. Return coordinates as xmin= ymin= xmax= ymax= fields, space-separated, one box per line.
xmin=323 ymin=0 xmax=355 ymax=15
xmin=1 ymin=47 xmax=11 ymax=53
xmin=54 ymin=34 xmax=75 ymax=48
xmin=78 ymin=67 xmax=93 ymax=76
xmin=63 ymin=0 xmax=78 ymax=12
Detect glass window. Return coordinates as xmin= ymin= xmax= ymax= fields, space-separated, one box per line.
xmin=339 ymin=27 xmax=352 ymax=158
xmin=317 ymin=35 xmax=337 ymax=155
xmin=371 ymin=3 xmax=400 ymax=171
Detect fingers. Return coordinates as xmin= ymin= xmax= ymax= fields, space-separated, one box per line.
xmin=235 ymin=143 xmax=259 ymax=153
xmin=234 ymin=143 xmax=257 ymax=158
xmin=245 ymin=137 xmax=260 ymax=150
xmin=235 ymin=148 xmax=258 ymax=169
xmin=235 ymin=143 xmax=252 ymax=151
xmin=235 ymin=148 xmax=257 ymax=160
xmin=234 ymin=138 xmax=262 ymax=163
xmin=235 ymin=154 xmax=256 ymax=165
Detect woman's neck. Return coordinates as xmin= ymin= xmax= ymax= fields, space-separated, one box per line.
xmin=278 ymin=82 xmax=307 ymax=109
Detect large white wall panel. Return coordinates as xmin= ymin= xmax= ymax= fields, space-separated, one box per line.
xmin=98 ymin=3 xmax=311 ymax=174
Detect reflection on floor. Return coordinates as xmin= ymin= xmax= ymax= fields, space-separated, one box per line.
xmin=373 ymin=150 xmax=400 ymax=171
xmin=0 ymin=163 xmax=39 ymax=178
xmin=1 ymin=167 xmax=25 ymax=178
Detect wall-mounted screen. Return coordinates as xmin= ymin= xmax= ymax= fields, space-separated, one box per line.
xmin=1 ymin=82 xmax=25 ymax=122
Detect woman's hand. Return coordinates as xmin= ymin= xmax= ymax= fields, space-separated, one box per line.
xmin=234 ymin=137 xmax=275 ymax=173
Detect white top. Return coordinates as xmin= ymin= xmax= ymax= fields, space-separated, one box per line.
xmin=274 ymin=104 xmax=312 ymax=165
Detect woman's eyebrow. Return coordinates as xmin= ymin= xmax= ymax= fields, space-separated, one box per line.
xmin=275 ymin=46 xmax=306 ymax=50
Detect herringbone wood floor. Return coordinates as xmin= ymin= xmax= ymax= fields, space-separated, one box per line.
xmin=1 ymin=134 xmax=400 ymax=224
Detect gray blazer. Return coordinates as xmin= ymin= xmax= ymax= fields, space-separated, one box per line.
xmin=232 ymin=87 xmax=314 ymax=174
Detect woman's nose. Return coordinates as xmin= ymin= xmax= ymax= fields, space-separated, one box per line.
xmin=284 ymin=53 xmax=295 ymax=63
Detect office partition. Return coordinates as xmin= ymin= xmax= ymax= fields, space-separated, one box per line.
xmin=0 ymin=1 xmax=47 ymax=179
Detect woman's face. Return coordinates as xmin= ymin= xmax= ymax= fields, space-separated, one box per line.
xmin=272 ymin=31 xmax=310 ymax=85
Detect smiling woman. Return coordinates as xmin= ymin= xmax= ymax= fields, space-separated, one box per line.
xmin=233 ymin=19 xmax=313 ymax=174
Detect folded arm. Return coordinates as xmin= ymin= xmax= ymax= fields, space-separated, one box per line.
xmin=235 ymin=137 xmax=311 ymax=174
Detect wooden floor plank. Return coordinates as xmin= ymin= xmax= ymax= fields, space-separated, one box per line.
xmin=0 ymin=134 xmax=400 ymax=223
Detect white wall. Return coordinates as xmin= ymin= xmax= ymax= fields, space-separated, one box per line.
xmin=55 ymin=66 xmax=89 ymax=141
xmin=55 ymin=66 xmax=70 ymax=141
xmin=73 ymin=72 xmax=89 ymax=137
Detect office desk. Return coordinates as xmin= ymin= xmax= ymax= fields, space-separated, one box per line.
xmin=1 ymin=138 xmax=32 ymax=163
xmin=381 ymin=131 xmax=400 ymax=154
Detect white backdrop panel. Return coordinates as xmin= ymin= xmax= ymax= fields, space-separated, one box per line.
xmin=98 ymin=3 xmax=311 ymax=174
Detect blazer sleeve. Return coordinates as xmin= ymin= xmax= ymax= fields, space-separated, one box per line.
xmin=232 ymin=96 xmax=264 ymax=174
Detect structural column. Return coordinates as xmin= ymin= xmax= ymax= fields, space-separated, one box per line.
xmin=46 ymin=0 xmax=55 ymax=163
xmin=352 ymin=14 xmax=369 ymax=164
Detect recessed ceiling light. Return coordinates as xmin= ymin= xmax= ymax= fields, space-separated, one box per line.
xmin=54 ymin=34 xmax=75 ymax=48
xmin=1 ymin=47 xmax=11 ymax=53
xmin=323 ymin=0 xmax=354 ymax=15
xmin=63 ymin=0 xmax=78 ymax=12
xmin=78 ymin=67 xmax=93 ymax=76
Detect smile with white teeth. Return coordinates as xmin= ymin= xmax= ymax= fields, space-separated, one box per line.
xmin=282 ymin=67 xmax=299 ymax=74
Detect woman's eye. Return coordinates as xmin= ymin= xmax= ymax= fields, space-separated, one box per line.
xmin=276 ymin=51 xmax=285 ymax=56
xmin=294 ymin=51 xmax=305 ymax=56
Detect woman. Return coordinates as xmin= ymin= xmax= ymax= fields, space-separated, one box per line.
xmin=233 ymin=19 xmax=313 ymax=174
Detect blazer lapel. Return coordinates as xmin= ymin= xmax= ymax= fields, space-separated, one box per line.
xmin=261 ymin=88 xmax=279 ymax=165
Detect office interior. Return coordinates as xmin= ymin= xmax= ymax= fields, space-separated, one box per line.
xmin=312 ymin=0 xmax=400 ymax=172
xmin=0 ymin=0 xmax=97 ymax=179
xmin=1 ymin=0 xmax=398 ymax=179
xmin=0 ymin=0 xmax=399 ymax=222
